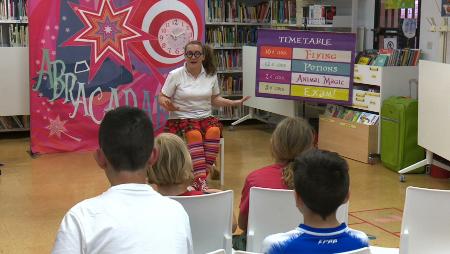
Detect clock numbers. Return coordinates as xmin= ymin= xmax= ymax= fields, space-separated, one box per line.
xmin=157 ymin=18 xmax=194 ymax=56
xmin=142 ymin=1 xmax=200 ymax=65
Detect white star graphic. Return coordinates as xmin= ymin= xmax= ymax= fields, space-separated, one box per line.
xmin=104 ymin=25 xmax=112 ymax=34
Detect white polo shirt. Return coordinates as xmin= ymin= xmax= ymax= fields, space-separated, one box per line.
xmin=161 ymin=65 xmax=220 ymax=119
xmin=52 ymin=184 xmax=193 ymax=254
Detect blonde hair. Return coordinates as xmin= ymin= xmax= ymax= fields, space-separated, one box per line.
xmin=184 ymin=40 xmax=217 ymax=75
xmin=271 ymin=117 xmax=314 ymax=189
xmin=147 ymin=133 xmax=193 ymax=186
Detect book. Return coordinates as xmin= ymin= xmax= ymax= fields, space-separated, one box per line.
xmin=357 ymin=56 xmax=371 ymax=65
xmin=343 ymin=110 xmax=355 ymax=121
xmin=357 ymin=112 xmax=379 ymax=125
xmin=372 ymin=54 xmax=389 ymax=66
xmin=324 ymin=104 xmax=338 ymax=116
xmin=352 ymin=111 xmax=362 ymax=122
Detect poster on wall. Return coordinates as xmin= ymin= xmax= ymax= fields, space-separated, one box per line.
xmin=384 ymin=0 xmax=414 ymax=9
xmin=256 ymin=29 xmax=356 ymax=105
xmin=29 ymin=0 xmax=204 ymax=154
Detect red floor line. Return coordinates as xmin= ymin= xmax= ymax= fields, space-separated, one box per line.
xmin=350 ymin=207 xmax=401 ymax=213
xmin=348 ymin=222 xmax=366 ymax=226
xmin=349 ymin=214 xmax=400 ymax=238
xmin=391 ymin=207 xmax=404 ymax=213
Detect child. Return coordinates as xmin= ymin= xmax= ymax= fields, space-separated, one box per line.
xmin=262 ymin=149 xmax=370 ymax=254
xmin=238 ymin=117 xmax=314 ymax=231
xmin=147 ymin=132 xmax=206 ymax=196
xmin=52 ymin=107 xmax=193 ymax=254
xmin=148 ymin=132 xmax=236 ymax=231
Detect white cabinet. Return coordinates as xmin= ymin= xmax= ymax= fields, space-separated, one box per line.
xmin=352 ymin=64 xmax=418 ymax=152
xmin=0 ymin=47 xmax=29 ymax=117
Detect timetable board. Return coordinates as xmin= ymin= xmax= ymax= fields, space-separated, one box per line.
xmin=256 ymin=29 xmax=356 ymax=105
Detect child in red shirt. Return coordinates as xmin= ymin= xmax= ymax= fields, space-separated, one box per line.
xmin=234 ymin=117 xmax=314 ymax=250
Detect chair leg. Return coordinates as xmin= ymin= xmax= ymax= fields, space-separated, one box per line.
xmin=220 ymin=138 xmax=225 ymax=186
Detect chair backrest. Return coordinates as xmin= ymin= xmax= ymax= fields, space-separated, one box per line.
xmin=232 ymin=251 xmax=263 ymax=254
xmin=170 ymin=190 xmax=233 ymax=254
xmin=204 ymin=249 xmax=226 ymax=254
xmin=344 ymin=248 xmax=372 ymax=254
xmin=400 ymin=186 xmax=450 ymax=254
xmin=246 ymin=187 xmax=349 ymax=253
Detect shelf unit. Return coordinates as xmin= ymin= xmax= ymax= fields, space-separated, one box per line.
xmin=318 ymin=64 xmax=418 ymax=163
xmin=0 ymin=0 xmax=29 ymax=132
xmin=205 ymin=0 xmax=374 ymax=121
xmin=206 ymin=0 xmax=295 ymax=120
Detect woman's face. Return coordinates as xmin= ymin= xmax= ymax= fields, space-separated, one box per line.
xmin=184 ymin=44 xmax=204 ymax=69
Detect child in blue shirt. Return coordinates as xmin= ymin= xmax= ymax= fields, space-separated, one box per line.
xmin=262 ymin=149 xmax=370 ymax=254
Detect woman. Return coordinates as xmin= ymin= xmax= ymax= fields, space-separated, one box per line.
xmin=159 ymin=40 xmax=249 ymax=191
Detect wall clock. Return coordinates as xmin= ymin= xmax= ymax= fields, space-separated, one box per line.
xmin=141 ymin=0 xmax=202 ymax=66
xmin=158 ymin=18 xmax=194 ymax=56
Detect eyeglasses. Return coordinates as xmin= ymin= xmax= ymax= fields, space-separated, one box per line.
xmin=185 ymin=51 xmax=203 ymax=58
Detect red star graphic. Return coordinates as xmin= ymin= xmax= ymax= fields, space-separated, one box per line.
xmin=63 ymin=0 xmax=152 ymax=79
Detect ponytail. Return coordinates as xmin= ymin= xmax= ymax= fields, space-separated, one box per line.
xmin=282 ymin=162 xmax=296 ymax=189
xmin=202 ymin=44 xmax=217 ymax=75
xmin=184 ymin=40 xmax=217 ymax=76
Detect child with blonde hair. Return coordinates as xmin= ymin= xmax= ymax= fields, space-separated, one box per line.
xmin=147 ymin=133 xmax=203 ymax=196
xmin=148 ymin=133 xmax=237 ymax=231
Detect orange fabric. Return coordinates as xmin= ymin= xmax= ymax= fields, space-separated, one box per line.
xmin=185 ymin=130 xmax=203 ymax=144
xmin=205 ymin=126 xmax=221 ymax=140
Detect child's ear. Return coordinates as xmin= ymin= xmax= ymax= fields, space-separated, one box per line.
xmin=343 ymin=190 xmax=350 ymax=204
xmin=94 ymin=149 xmax=107 ymax=169
xmin=294 ymin=191 xmax=304 ymax=209
xmin=148 ymin=147 xmax=159 ymax=167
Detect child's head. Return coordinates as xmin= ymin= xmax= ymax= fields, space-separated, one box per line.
xmin=293 ymin=149 xmax=349 ymax=220
xmin=98 ymin=106 xmax=154 ymax=172
xmin=271 ymin=117 xmax=314 ymax=188
xmin=147 ymin=133 xmax=193 ymax=186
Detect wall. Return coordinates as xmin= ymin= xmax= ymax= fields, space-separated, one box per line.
xmin=419 ymin=2 xmax=447 ymax=62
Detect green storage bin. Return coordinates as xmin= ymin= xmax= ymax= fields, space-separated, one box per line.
xmin=380 ymin=96 xmax=425 ymax=173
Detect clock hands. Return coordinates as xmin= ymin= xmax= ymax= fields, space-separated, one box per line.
xmin=174 ymin=31 xmax=185 ymax=38
xmin=169 ymin=30 xmax=186 ymax=41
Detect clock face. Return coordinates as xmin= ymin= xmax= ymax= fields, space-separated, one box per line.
xmin=140 ymin=0 xmax=203 ymax=66
xmin=158 ymin=18 xmax=194 ymax=56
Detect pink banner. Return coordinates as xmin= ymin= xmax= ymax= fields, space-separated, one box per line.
xmin=29 ymin=0 xmax=204 ymax=154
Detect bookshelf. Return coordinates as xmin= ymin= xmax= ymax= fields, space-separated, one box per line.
xmin=318 ymin=64 xmax=418 ymax=163
xmin=205 ymin=0 xmax=371 ymax=120
xmin=0 ymin=0 xmax=29 ymax=132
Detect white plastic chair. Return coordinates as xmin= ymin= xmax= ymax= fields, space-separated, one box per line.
xmin=205 ymin=249 xmax=225 ymax=254
xmin=219 ymin=137 xmax=225 ymax=186
xmin=340 ymin=248 xmax=372 ymax=254
xmin=399 ymin=186 xmax=450 ymax=254
xmin=370 ymin=246 xmax=399 ymax=254
xmin=170 ymin=190 xmax=233 ymax=254
xmin=246 ymin=187 xmax=349 ymax=253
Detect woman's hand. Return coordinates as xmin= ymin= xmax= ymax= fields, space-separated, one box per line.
xmin=211 ymin=95 xmax=251 ymax=107
xmin=233 ymin=96 xmax=250 ymax=106
xmin=159 ymin=94 xmax=179 ymax=111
